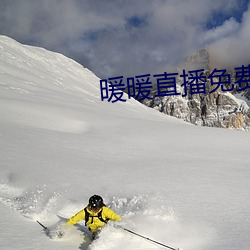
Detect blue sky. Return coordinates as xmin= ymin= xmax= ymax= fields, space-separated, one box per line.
xmin=0 ymin=0 xmax=249 ymax=79
xmin=206 ymin=1 xmax=249 ymax=28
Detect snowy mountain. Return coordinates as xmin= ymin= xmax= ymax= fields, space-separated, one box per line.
xmin=143 ymin=49 xmax=250 ymax=130
xmin=0 ymin=36 xmax=250 ymax=250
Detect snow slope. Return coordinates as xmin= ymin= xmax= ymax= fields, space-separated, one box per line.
xmin=0 ymin=36 xmax=249 ymax=250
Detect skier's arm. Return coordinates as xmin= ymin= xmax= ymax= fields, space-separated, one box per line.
xmin=104 ymin=207 xmax=122 ymax=222
xmin=67 ymin=209 xmax=85 ymax=225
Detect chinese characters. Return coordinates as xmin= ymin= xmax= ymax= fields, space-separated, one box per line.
xmin=100 ymin=65 xmax=250 ymax=103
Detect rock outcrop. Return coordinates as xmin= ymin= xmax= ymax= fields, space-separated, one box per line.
xmin=142 ymin=49 xmax=250 ymax=130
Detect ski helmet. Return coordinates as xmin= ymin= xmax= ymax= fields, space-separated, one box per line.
xmin=89 ymin=195 xmax=104 ymax=210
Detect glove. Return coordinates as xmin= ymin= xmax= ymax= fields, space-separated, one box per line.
xmin=55 ymin=223 xmax=71 ymax=238
xmin=56 ymin=230 xmax=64 ymax=238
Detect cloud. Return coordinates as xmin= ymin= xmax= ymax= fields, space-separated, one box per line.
xmin=0 ymin=0 xmax=249 ymax=78
xmin=208 ymin=3 xmax=250 ymax=69
xmin=201 ymin=18 xmax=240 ymax=45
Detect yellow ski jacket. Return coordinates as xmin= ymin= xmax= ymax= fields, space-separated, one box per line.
xmin=67 ymin=206 xmax=121 ymax=233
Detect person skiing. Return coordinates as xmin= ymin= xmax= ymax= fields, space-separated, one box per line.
xmin=66 ymin=194 xmax=121 ymax=239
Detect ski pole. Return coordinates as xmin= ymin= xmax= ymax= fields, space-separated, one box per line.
xmin=122 ymin=227 xmax=180 ymax=250
xmin=37 ymin=220 xmax=48 ymax=231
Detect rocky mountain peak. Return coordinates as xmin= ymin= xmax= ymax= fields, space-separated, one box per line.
xmin=142 ymin=48 xmax=250 ymax=130
xmin=181 ymin=48 xmax=210 ymax=72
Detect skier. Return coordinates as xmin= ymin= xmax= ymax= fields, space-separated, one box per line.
xmin=66 ymin=194 xmax=122 ymax=239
